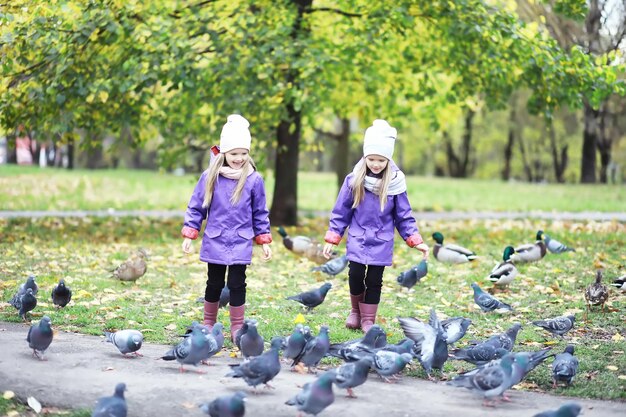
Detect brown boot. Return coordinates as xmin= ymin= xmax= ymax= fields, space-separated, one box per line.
xmin=346 ymin=293 xmax=364 ymax=329
xmin=203 ymin=301 xmax=219 ymax=330
xmin=359 ymin=302 xmax=378 ymax=333
xmin=229 ymin=305 xmax=245 ymax=343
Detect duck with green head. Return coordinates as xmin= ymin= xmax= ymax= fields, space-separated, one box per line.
xmin=431 ymin=232 xmax=477 ymax=264
xmin=488 ymin=246 xmax=518 ymax=287
xmin=509 ymin=230 xmax=546 ymax=263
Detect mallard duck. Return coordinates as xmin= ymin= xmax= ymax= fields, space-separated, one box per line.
xmin=431 ymin=232 xmax=477 ymax=264
xmin=585 ymin=270 xmax=609 ymax=314
xmin=509 ymin=230 xmax=546 ymax=263
xmin=487 ymin=246 xmax=518 ymax=287
xmin=277 ymin=226 xmax=335 ymax=264
xmin=112 ymin=248 xmax=148 ymax=282
xmin=611 ymin=274 xmax=625 ymax=292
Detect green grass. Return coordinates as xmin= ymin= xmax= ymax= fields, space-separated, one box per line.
xmin=0 ymin=396 xmax=89 ymax=417
xmin=1 ymin=216 xmax=625 ymax=402
xmin=1 ymin=165 xmax=624 ymax=212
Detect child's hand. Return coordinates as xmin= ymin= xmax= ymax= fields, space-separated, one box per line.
xmin=323 ymin=243 xmax=336 ymax=259
xmin=182 ymin=238 xmax=193 ymax=254
xmin=261 ymin=243 xmax=272 ymax=261
xmin=415 ymin=243 xmax=430 ymax=260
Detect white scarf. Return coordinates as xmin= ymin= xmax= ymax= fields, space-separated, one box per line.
xmin=219 ymin=165 xmax=254 ymax=180
xmin=353 ymin=159 xmax=407 ymax=196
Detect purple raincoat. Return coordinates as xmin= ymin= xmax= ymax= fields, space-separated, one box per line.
xmin=182 ymin=170 xmax=272 ymax=265
xmin=325 ymin=169 xmax=422 ymax=266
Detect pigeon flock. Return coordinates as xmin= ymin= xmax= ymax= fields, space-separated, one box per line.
xmin=4 ymin=228 xmax=622 ymax=417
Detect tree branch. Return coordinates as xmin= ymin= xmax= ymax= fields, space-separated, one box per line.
xmin=305 ymin=7 xmax=362 ymax=18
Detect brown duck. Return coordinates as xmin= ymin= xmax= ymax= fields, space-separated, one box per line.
xmin=277 ymin=226 xmax=336 ymax=264
xmin=584 ymin=270 xmax=609 ymax=314
xmin=112 ymin=248 xmax=148 ymax=282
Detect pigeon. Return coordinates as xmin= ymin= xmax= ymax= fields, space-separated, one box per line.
xmin=376 ymin=338 xmax=416 ymax=355
xmin=9 ymin=275 xmax=38 ymax=309
xmin=27 ymin=315 xmax=53 ymax=360
xmin=611 ymin=275 xmax=626 ymax=291
xmin=104 ymin=329 xmax=144 ymax=357
xmin=285 ymin=370 xmax=337 ymax=416
xmin=112 ymin=248 xmax=148 ymax=282
xmin=509 ymin=350 xmax=550 ymax=385
xmin=532 ymin=315 xmax=575 ymax=337
xmin=226 ymin=337 xmax=283 ymax=389
xmin=51 ymin=278 xmax=72 ymax=308
xmin=160 ymin=327 xmax=212 ymax=373
xmin=533 ymin=402 xmax=582 ymax=417
xmin=92 ymin=383 xmax=127 ymax=417
xmin=292 ymin=325 xmax=330 ymax=372
xmin=286 ymin=283 xmax=332 ymax=312
xmin=459 ymin=348 xmax=553 ymax=380
xmin=372 ymin=351 xmax=413 ymax=382
xmin=219 ymin=286 xmax=230 ymax=308
xmin=235 ymin=319 xmax=252 ymax=350
xmin=452 ymin=345 xmax=509 ymax=366
xmin=284 ymin=324 xmax=307 ymax=363
xmin=431 ymin=232 xmax=477 ymax=263
xmin=239 ymin=320 xmax=264 ymax=359
xmin=471 ymin=282 xmax=513 ymax=313
xmin=544 ymin=234 xmax=575 ymax=254
xmin=488 ymin=246 xmax=518 ymax=287
xmin=333 ymin=356 xmax=373 ymax=397
xmin=396 ymin=259 xmax=428 ymax=290
xmin=311 ymin=255 xmax=349 ymax=277
xmin=17 ymin=288 xmax=37 ymax=320
xmin=552 ymin=345 xmax=579 ymax=387
xmin=482 ymin=323 xmax=522 ymax=351
xmin=510 ymin=230 xmax=546 ymax=263
xmin=447 ymin=353 xmax=515 ymax=406
xmin=397 ymin=308 xmax=448 ymax=377
xmin=441 ymin=317 xmax=472 ymax=345
xmin=328 ymin=325 xmax=386 ymax=361
xmin=199 ymin=391 xmax=246 ymax=417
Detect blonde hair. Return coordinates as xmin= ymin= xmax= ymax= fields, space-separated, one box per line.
xmin=202 ymin=154 xmax=257 ymax=208
xmin=350 ymin=161 xmax=392 ymax=211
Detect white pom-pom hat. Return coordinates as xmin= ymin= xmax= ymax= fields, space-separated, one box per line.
xmin=219 ymin=114 xmax=252 ymax=153
xmin=363 ymin=119 xmax=397 ymax=160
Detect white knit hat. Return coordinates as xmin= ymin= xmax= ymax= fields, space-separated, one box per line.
xmin=219 ymin=114 xmax=251 ymax=153
xmin=363 ymin=119 xmax=397 ymax=160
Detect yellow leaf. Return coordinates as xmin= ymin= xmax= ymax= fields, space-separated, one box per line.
xmin=98 ymin=91 xmax=109 ymax=103
xmin=86 ymin=93 xmax=95 ymax=104
xmin=3 ymin=391 xmax=15 ymax=400
xmin=229 ymin=352 xmax=238 ymax=358
xmin=7 ymin=411 xmax=19 ymax=417
xmin=294 ymin=313 xmax=306 ymax=324
xmin=544 ymin=341 xmax=558 ymax=346
xmin=606 ymin=365 xmax=618 ymax=371
xmin=612 ymin=333 xmax=624 ymax=342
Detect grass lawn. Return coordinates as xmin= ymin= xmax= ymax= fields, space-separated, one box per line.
xmin=1 ymin=215 xmax=625 ymax=403
xmin=1 ymin=165 xmax=625 ymax=212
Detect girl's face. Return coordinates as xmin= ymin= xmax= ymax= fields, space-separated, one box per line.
xmin=224 ymin=148 xmax=249 ymax=170
xmin=365 ymin=155 xmax=388 ymax=174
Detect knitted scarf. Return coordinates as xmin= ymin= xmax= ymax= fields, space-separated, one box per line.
xmin=353 ymin=159 xmax=407 ymax=196
xmin=219 ymin=165 xmax=254 ymax=180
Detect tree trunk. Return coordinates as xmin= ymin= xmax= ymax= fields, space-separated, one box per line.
xmin=444 ymin=110 xmax=475 ymax=178
xmin=547 ymin=118 xmax=568 ymax=183
xmin=67 ymin=139 xmax=74 ymax=170
xmin=335 ymin=118 xmax=350 ymax=189
xmin=501 ymin=107 xmax=515 ymax=181
xmin=581 ymin=102 xmax=598 ymax=183
xmin=517 ymin=130 xmax=532 ymax=182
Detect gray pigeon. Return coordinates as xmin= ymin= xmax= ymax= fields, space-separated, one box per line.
xmin=199 ymin=391 xmax=246 ymax=417
xmin=311 ymin=255 xmax=349 ymax=276
xmin=482 ymin=323 xmax=522 ymax=352
xmin=533 ymin=402 xmax=582 ymax=417
xmin=92 ymin=383 xmax=127 ymax=417
xmin=10 ymin=275 xmax=38 ymax=306
xmin=286 ymin=282 xmax=332 ymax=312
xmin=552 ymin=345 xmax=579 ymax=387
xmin=226 ymin=337 xmax=283 ymax=389
xmin=27 ymin=315 xmax=53 ymax=360
xmin=284 ymin=324 xmax=307 ymax=363
xmin=372 ymin=351 xmax=413 ymax=382
xmin=471 ymin=282 xmax=513 ymax=312
xmin=533 ymin=315 xmax=575 ymax=337
xmin=452 ymin=344 xmax=509 ymax=366
xmin=104 ymin=329 xmax=143 ymax=357
xmin=239 ymin=320 xmax=264 ymax=358
xmin=333 ymin=357 xmax=373 ymax=397
xmin=377 ymin=338 xmax=416 ymax=355
xmin=235 ymin=319 xmax=252 ymax=350
xmin=459 ymin=348 xmax=552 ymax=380
xmin=17 ymin=288 xmax=37 ymax=320
xmin=544 ymin=234 xmax=575 ymax=254
xmin=441 ymin=317 xmax=472 ymax=345
xmin=396 ymin=259 xmax=428 ymax=290
xmin=219 ymin=286 xmax=230 ymax=308
xmin=447 ymin=353 xmax=515 ymax=406
xmin=51 ymin=278 xmax=72 ymax=308
xmin=160 ymin=327 xmax=212 ymax=372
xmin=292 ymin=325 xmax=330 ymax=372
xmin=285 ymin=370 xmax=337 ymax=416
xmin=397 ymin=308 xmax=448 ymax=378
xmin=328 ymin=325 xmax=386 ymax=361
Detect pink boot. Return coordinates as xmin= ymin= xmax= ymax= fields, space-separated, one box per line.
xmin=346 ymin=293 xmax=364 ymax=329
xmin=229 ymin=305 xmax=245 ymax=343
xmin=203 ymin=301 xmax=219 ymax=330
xmin=359 ymin=302 xmax=378 ymax=333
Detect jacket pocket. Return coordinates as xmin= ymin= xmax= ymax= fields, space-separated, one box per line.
xmin=206 ymin=227 xmax=222 ymax=238
xmin=348 ymin=226 xmax=365 ymax=237
xmin=237 ymin=229 xmax=254 ymax=239
xmin=375 ymin=230 xmax=394 ymax=241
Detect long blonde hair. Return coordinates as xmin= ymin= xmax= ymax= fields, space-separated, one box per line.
xmin=350 ymin=161 xmax=392 ymax=211
xmin=202 ymin=154 xmax=257 ymax=208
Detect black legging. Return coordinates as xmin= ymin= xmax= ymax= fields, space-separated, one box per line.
xmin=205 ymin=263 xmax=247 ymax=307
xmin=348 ymin=261 xmax=385 ymax=304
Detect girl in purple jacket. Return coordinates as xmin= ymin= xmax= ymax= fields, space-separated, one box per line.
xmin=322 ymin=119 xmax=429 ymax=332
xmin=181 ymin=114 xmax=272 ymax=341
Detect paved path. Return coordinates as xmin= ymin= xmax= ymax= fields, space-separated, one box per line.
xmin=1 ymin=322 xmax=624 ymax=417
xmin=1 ymin=210 xmax=625 ymax=221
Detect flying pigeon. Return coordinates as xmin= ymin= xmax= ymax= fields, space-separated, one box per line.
xmin=292 ymin=325 xmax=330 ymax=372
xmin=285 ymin=370 xmax=337 ymax=416
xmin=552 ymin=345 xmax=579 ymax=387
xmin=92 ymin=383 xmax=127 ymax=417
xmin=441 ymin=317 xmax=472 ymax=345
xmin=471 ymin=283 xmax=513 ymax=313
xmin=311 ymin=255 xmax=348 ymax=277
xmin=533 ymin=402 xmax=582 ymax=417
xmin=532 ymin=315 xmax=575 ymax=337
xmin=112 ymin=248 xmax=148 ymax=282
xmin=104 ymin=329 xmax=144 ymax=357
xmin=398 ymin=308 xmax=448 ymax=378
xmin=160 ymin=327 xmax=212 ymax=373
xmin=396 ymin=259 xmax=428 ymax=290
xmin=286 ymin=283 xmax=332 ymax=311
xmin=226 ymin=337 xmax=283 ymax=389
xmin=239 ymin=320 xmax=264 ymax=359
xmin=27 ymin=315 xmax=53 ymax=360
xmin=543 ymin=234 xmax=575 ymax=254
xmin=447 ymin=353 xmax=515 ymax=406
xmin=51 ymin=278 xmax=72 ymax=308
xmin=333 ymin=356 xmax=373 ymax=397
xmin=199 ymin=391 xmax=246 ymax=417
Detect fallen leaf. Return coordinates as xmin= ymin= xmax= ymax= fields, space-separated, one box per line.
xmin=618 ymin=375 xmax=626 ymax=380
xmin=606 ymin=365 xmax=618 ymax=371
xmin=294 ymin=313 xmax=306 ymax=324
xmin=27 ymin=396 xmax=42 ymax=413
xmin=3 ymin=390 xmax=15 ymax=400
xmin=612 ymin=333 xmax=624 ymax=342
